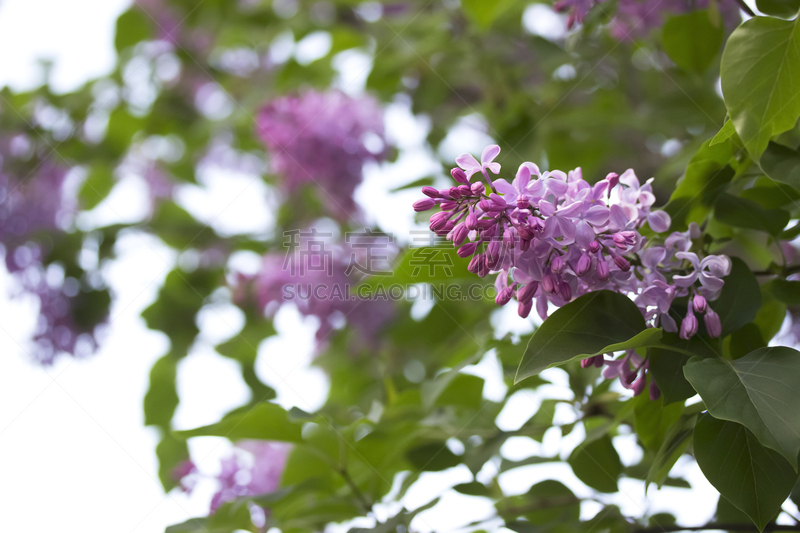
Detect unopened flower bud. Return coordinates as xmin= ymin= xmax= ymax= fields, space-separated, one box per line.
xmin=518 ymin=299 xmax=533 ymax=318
xmin=413 ymin=198 xmax=436 ymax=212
xmin=614 ymin=256 xmax=631 ymax=272
xmin=559 ymin=280 xmax=572 ymax=301
xmin=471 ymin=182 xmax=485 ymax=195
xmin=704 ymin=308 xmax=721 ymax=337
xmin=597 ymin=260 xmax=610 ymax=281
xmin=466 ymin=212 xmax=478 ymax=231
xmin=467 ymin=254 xmax=483 ymax=274
xmin=551 ymin=255 xmax=564 ymax=274
xmin=457 ymin=242 xmax=479 ymax=258
xmin=632 ymin=373 xmax=647 ymax=396
xmin=449 ymin=186 xmax=463 ymax=199
xmin=649 ymin=380 xmax=661 ymax=401
xmin=589 ymin=241 xmax=601 ymax=254
xmin=440 ymin=200 xmax=458 ymax=211
xmin=576 ymin=254 xmax=592 ymax=276
xmin=422 ymin=186 xmax=440 ymax=198
xmin=458 ymin=184 xmax=472 ymax=197
xmin=693 ymin=294 xmax=707 ymax=314
xmin=496 ymin=286 xmax=515 ymax=306
xmin=451 ymin=167 xmax=469 ymax=184
xmin=606 ymin=172 xmax=619 ymax=189
xmin=542 ymin=274 xmax=558 ymax=294
xmin=517 ymin=281 xmax=539 ymax=304
xmin=517 ymin=197 xmax=530 ymax=209
xmin=680 ymin=311 xmax=698 ymax=340
xmin=452 ymin=223 xmax=469 ymax=245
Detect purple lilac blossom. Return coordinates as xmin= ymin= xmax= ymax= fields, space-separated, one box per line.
xmin=240 ymin=230 xmax=396 ymax=348
xmin=415 ymin=145 xmax=731 ymax=398
xmin=554 ymin=0 xmax=740 ymax=39
xmin=256 ymin=91 xmax=387 ymax=220
xmin=209 ymin=441 xmax=290 ymax=514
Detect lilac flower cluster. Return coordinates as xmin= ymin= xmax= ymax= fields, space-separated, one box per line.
xmin=175 ymin=441 xmax=289 ymax=523
xmin=235 ymin=230 xmax=396 ymax=348
xmin=414 ymin=145 xmax=730 ymax=398
xmin=256 ymin=91 xmax=387 ymax=220
xmin=554 ymin=0 xmax=740 ymax=39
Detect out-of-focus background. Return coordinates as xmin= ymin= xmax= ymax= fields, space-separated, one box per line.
xmin=0 ymin=0 xmax=772 ymax=531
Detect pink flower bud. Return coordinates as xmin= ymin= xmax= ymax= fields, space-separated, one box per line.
xmin=649 ymin=380 xmax=661 ymax=401
xmin=452 ymin=223 xmax=469 ymax=245
xmin=693 ymin=294 xmax=707 ymax=314
xmin=517 ymin=281 xmax=539 ymax=304
xmin=576 ymin=254 xmax=592 ymax=276
xmin=597 ymin=260 xmax=610 ymax=281
xmin=422 ymin=186 xmax=440 ymax=198
xmin=614 ymin=256 xmax=631 ymax=272
xmin=517 ymin=197 xmax=530 ymax=209
xmin=451 ymin=167 xmax=469 ymax=184
xmin=496 ymin=286 xmax=515 ymax=306
xmin=704 ymin=308 xmax=721 ymax=337
xmin=477 ymin=256 xmax=490 ymax=277
xmin=503 ymin=227 xmax=516 ymax=249
xmin=413 ymin=198 xmax=436 ymax=212
xmin=466 ymin=212 xmax=478 ymax=231
xmin=632 ymin=373 xmax=647 ymax=396
xmin=589 ymin=241 xmax=601 ymax=254
xmin=551 ymin=255 xmax=564 ymax=274
xmin=542 ymin=273 xmax=558 ymax=294
xmin=471 ymin=182 xmax=485 ymax=195
xmin=581 ymin=358 xmax=594 ymax=369
xmin=679 ymin=311 xmax=698 ymax=340
xmin=449 ymin=186 xmax=463 ymax=199
xmin=559 ymin=280 xmax=572 ymax=301
xmin=467 ymin=254 xmax=483 ymax=274
xmin=440 ymin=200 xmax=458 ymax=211
xmin=593 ymin=355 xmax=604 ymax=368
xmin=518 ymin=299 xmax=533 ymax=318
xmin=458 ymin=184 xmax=472 ymax=197
xmin=457 ymin=242 xmax=479 ymax=258
xmin=606 ymin=172 xmax=619 ymax=189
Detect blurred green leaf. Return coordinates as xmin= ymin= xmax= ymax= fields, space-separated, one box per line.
xmin=662 ymin=11 xmax=723 ymax=74
xmin=178 ymin=402 xmax=303 ymax=442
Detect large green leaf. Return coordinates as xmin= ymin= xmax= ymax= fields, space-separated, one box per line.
xmin=714 ymin=193 xmax=790 ymax=236
xmin=694 ymin=414 xmax=796 ymax=531
xmin=760 ymin=141 xmax=800 ymax=189
xmin=756 ymin=0 xmax=800 ymax=18
xmin=664 ymin=140 xmax=735 ymax=231
xmin=710 ymin=257 xmax=762 ymax=337
xmin=516 ymin=291 xmax=661 ymax=382
xmin=177 ymin=402 xmax=303 ymax=442
xmin=720 ymin=16 xmax=800 ymax=161
xmin=662 ymin=11 xmax=723 ymax=73
xmin=684 ymin=347 xmax=800 ymax=468
xmin=568 ymin=435 xmax=622 ymax=493
xmin=634 ymin=394 xmax=684 ymax=452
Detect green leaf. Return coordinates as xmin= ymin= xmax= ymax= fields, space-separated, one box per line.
xmin=756 ymin=0 xmax=800 ymax=18
xmin=720 ymin=16 xmax=800 ymax=160
xmin=115 ymin=9 xmax=152 ymax=52
xmin=765 ymin=278 xmax=800 ymax=305
xmin=694 ymin=414 xmax=796 ymax=531
xmin=711 ymin=257 xmax=762 ymax=337
xmin=155 ymin=433 xmax=189 ymax=492
xmin=760 ymin=141 xmax=800 ymax=189
xmin=79 ymin=163 xmax=116 ymax=210
xmin=648 ymin=332 xmax=718 ymax=404
xmin=665 ymin=140 xmax=735 ymax=231
xmin=177 ymin=402 xmax=303 ymax=442
xmin=359 ymin=247 xmax=474 ymax=291
xmin=714 ymin=193 xmax=790 ymax=235
xmin=646 ymin=412 xmax=695 ymax=488
xmin=431 ymin=373 xmax=485 ymax=410
xmin=516 ymin=291 xmax=660 ymax=382
xmin=716 ymin=494 xmax=754 ymax=524
xmin=710 ymin=119 xmax=737 ymax=146
xmin=662 ymin=11 xmax=723 ymax=73
xmin=684 ymin=347 xmax=800 ymax=468
xmin=461 ymin=0 xmax=516 ymax=29
xmin=389 ymin=176 xmax=435 ymax=193
xmin=729 ymin=323 xmax=767 ymax=359
xmin=739 ymin=176 xmax=800 ymax=208
xmin=143 ymin=354 xmax=179 ymax=427
xmin=406 ymin=442 xmax=462 ymax=472
xmin=634 ymin=394 xmax=684 ymax=452
xmin=568 ymin=435 xmax=622 ymax=493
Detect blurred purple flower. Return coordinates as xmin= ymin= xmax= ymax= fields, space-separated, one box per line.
xmin=256 ymin=91 xmax=387 ymax=220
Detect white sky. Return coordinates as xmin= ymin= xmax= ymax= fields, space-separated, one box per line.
xmin=0 ymin=1 xmax=776 ymax=532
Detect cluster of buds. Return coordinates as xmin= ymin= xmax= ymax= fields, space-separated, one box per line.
xmin=414 ymin=145 xmax=731 ymax=398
